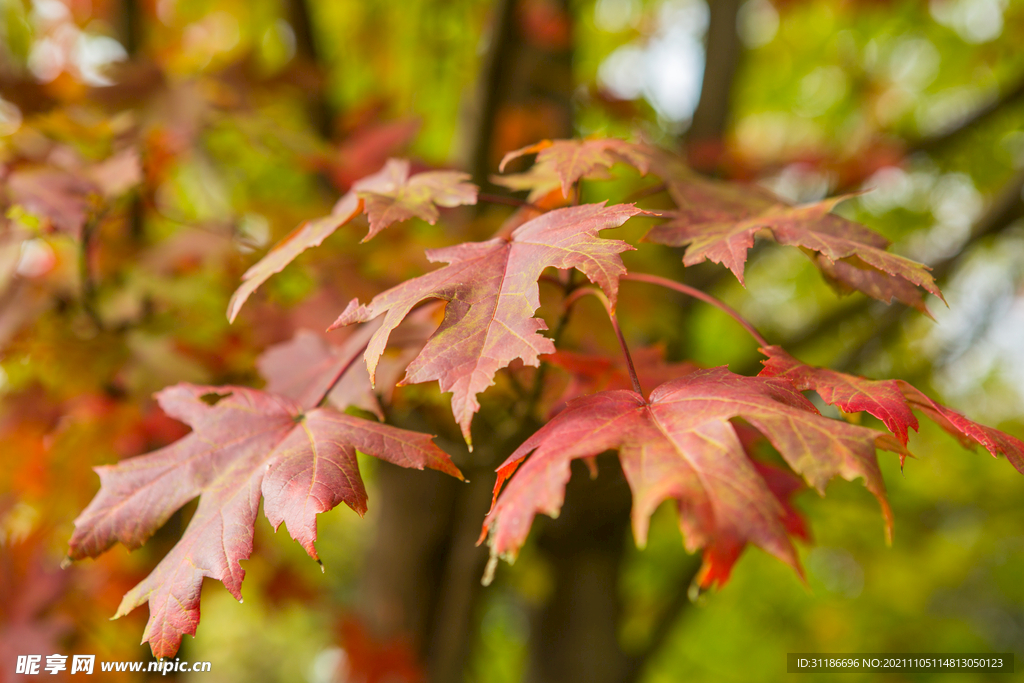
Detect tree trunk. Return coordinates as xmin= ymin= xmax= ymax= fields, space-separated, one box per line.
xmin=526 ymin=456 xmax=634 ymax=683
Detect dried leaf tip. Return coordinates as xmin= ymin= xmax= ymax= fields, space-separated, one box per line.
xmin=481 ymin=554 xmax=498 ymax=587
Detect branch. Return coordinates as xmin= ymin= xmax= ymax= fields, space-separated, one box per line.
xmin=477 ymin=192 xmax=543 ymax=213
xmin=79 ymin=211 xmax=107 ymax=332
xmin=285 ymin=0 xmax=332 ymax=138
xmin=910 ymin=75 xmax=1024 ymax=157
xmin=622 ymin=272 xmax=770 ymax=348
xmin=118 ymin=0 xmax=142 ymax=57
xmin=787 ymin=167 xmax=1024 ymax=372
xmin=576 ymin=287 xmax=643 ymax=395
xmin=622 ymin=559 xmax=702 ymax=683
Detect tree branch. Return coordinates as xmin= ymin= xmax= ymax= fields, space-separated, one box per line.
xmin=910 ymin=75 xmax=1024 ymax=157
xmin=784 ymin=167 xmax=1024 ymax=373
xmin=622 ymin=559 xmax=702 ymax=683
xmin=79 ymin=212 xmax=107 ymax=332
xmin=623 ymin=272 xmax=770 ymax=348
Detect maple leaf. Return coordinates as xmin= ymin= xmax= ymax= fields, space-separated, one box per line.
xmin=85 ymin=148 xmax=143 ymax=198
xmin=641 ymin=155 xmax=942 ymax=311
xmin=0 ymin=533 xmax=74 ymax=668
xmin=483 ymin=367 xmax=907 ymax=589
xmin=759 ymin=346 xmax=918 ymax=445
xmin=330 ymin=203 xmax=641 ymax=445
xmin=759 ymin=346 xmax=1024 ymax=472
xmin=357 ymin=158 xmax=477 ymax=242
xmin=3 ymin=149 xmax=140 ymax=238
xmin=6 ymin=167 xmax=99 ymax=238
xmin=227 ymin=160 xmax=478 ymax=322
xmin=65 ymin=384 xmax=461 ymax=658
xmin=226 ymin=192 xmax=363 ymax=323
xmin=498 ymin=138 xmax=650 ymax=197
xmin=491 ymin=162 xmax=565 ymax=203
xmin=258 ymin=323 xmax=382 ymax=414
xmin=258 ymin=306 xmax=441 ymax=417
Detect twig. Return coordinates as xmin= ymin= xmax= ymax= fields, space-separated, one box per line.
xmin=314 ymin=336 xmax=372 ymax=408
xmin=79 ymin=211 xmax=108 ymax=331
xmin=477 ymin=192 xmax=544 ymax=213
xmin=622 ymin=272 xmax=770 ymax=348
xmin=575 ymin=287 xmax=643 ymax=395
xmin=625 ymin=182 xmax=667 ymax=204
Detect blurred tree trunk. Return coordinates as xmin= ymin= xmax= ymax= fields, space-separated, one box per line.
xmin=688 ymin=0 xmax=743 ymax=172
xmin=357 ymin=3 xmax=586 ymax=681
xmin=525 ymin=457 xmax=634 ymax=683
xmin=358 ymin=1 xmax=742 ymax=681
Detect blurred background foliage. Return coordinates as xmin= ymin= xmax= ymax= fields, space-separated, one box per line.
xmin=1 ymin=0 xmax=1023 ymax=681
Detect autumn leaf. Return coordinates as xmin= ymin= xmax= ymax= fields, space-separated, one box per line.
xmin=257 ymin=322 xmax=382 ymax=414
xmin=498 ymin=138 xmax=650 ymax=197
xmin=226 ymin=192 xmax=364 ymax=323
xmin=759 ymin=346 xmax=918 ymax=445
xmin=227 ymin=159 xmax=478 ymax=322
xmin=330 ymin=203 xmax=641 ymax=446
xmin=491 ymin=162 xmax=565 ymax=203
xmin=640 ymin=154 xmax=942 ymax=311
xmin=483 ymin=367 xmax=907 ymax=589
xmin=759 ymin=346 xmax=1024 ymax=472
xmin=897 ymin=381 xmax=1024 ymax=473
xmin=3 ymin=149 xmax=141 ymax=238
xmin=65 ymin=384 xmax=461 ymax=658
xmin=6 ymin=167 xmax=99 ymax=238
xmin=357 ymin=158 xmax=477 ymax=242
xmin=0 ymin=532 xmax=74 ymax=668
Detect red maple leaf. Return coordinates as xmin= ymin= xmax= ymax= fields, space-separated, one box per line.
xmin=227 ymin=159 xmax=477 ymax=322
xmin=642 ymin=155 xmax=942 ymax=311
xmin=330 ymin=203 xmax=642 ymax=446
xmin=0 ymin=531 xmax=74 ymax=669
xmin=759 ymin=346 xmax=1024 ymax=471
xmin=257 ymin=322 xmax=382 ymax=414
xmin=498 ymin=138 xmax=651 ymax=197
xmin=357 ymin=158 xmax=477 ymax=241
xmin=483 ymin=367 xmax=907 ymax=589
xmin=65 ymin=384 xmax=461 ymax=658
